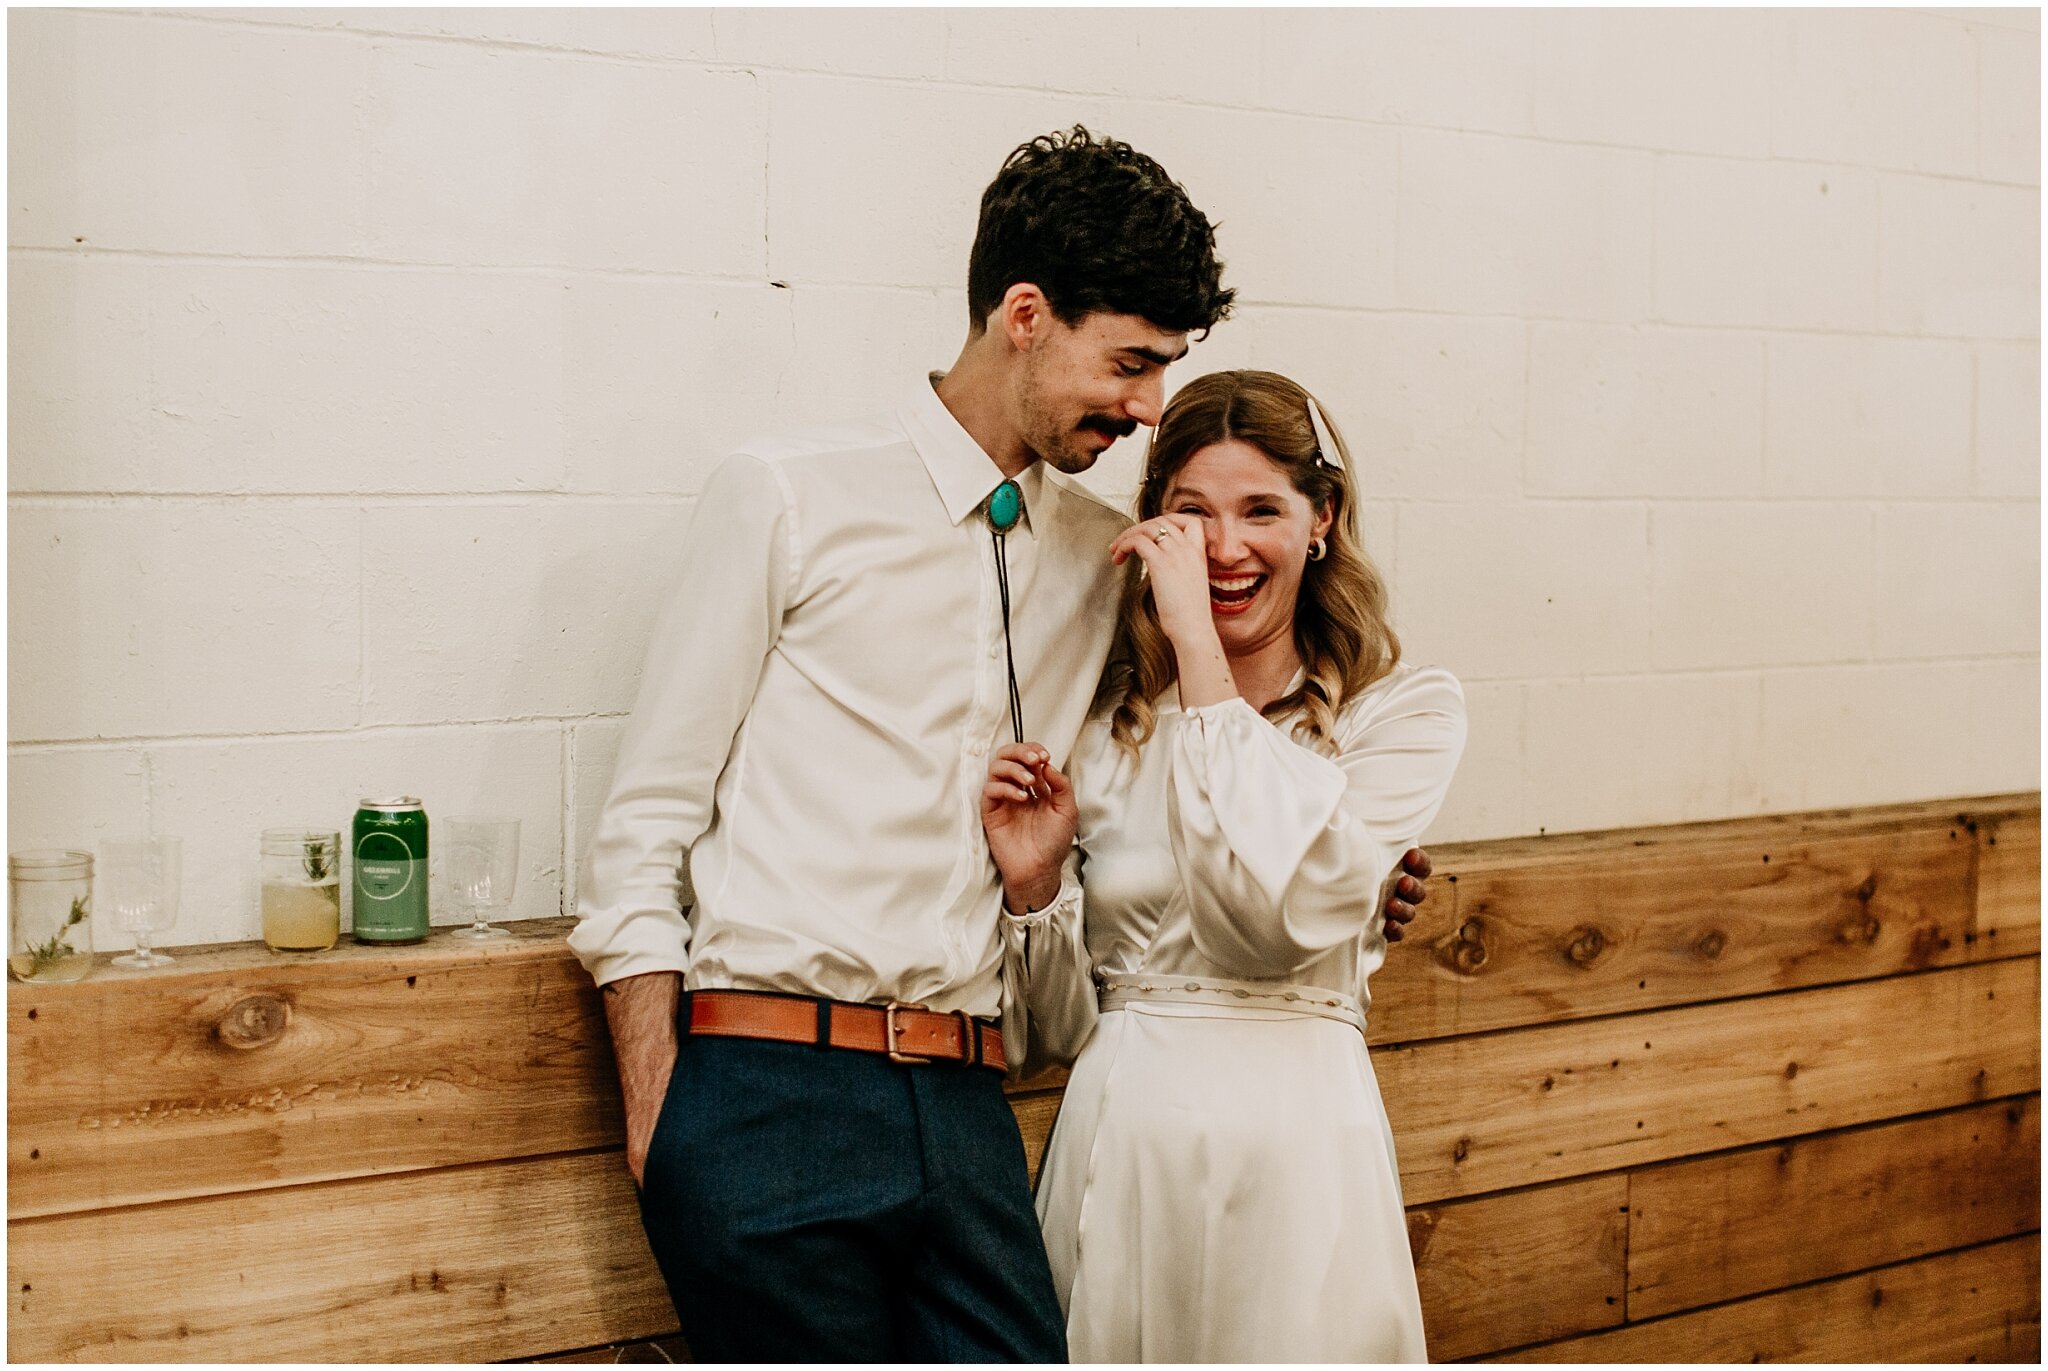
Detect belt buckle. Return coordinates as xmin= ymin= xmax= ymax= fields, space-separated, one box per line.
xmin=885 ymin=1000 xmax=930 ymax=1065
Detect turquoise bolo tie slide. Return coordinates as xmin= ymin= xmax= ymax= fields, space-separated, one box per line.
xmin=987 ymin=479 xmax=1022 ymax=533
xmin=986 ymin=479 xmax=1026 ymax=744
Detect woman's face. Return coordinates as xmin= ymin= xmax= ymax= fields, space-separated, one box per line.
xmin=1159 ymin=439 xmax=1334 ymax=661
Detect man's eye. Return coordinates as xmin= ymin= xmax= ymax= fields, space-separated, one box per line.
xmin=1116 ymin=362 xmax=1144 ymax=378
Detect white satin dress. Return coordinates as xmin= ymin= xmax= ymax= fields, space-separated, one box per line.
xmin=1000 ymin=663 xmax=1466 ymax=1363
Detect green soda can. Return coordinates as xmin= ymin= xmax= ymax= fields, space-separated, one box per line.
xmin=352 ymin=797 xmax=429 ymax=943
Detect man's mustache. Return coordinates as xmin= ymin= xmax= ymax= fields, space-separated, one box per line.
xmin=1082 ymin=416 xmax=1138 ymax=440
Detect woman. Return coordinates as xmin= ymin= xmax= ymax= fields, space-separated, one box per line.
xmin=982 ymin=370 xmax=1465 ymax=1362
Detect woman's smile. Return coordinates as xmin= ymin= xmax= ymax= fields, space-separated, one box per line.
xmin=1208 ymin=572 xmax=1266 ymax=613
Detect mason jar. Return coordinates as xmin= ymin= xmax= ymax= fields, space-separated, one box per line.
xmin=261 ymin=828 xmax=342 ymax=952
xmin=10 ymin=850 xmax=94 ymax=982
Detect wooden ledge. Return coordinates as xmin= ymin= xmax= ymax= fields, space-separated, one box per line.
xmin=15 ymin=914 xmax=577 ymax=994
xmin=14 ymin=789 xmax=2034 ymax=999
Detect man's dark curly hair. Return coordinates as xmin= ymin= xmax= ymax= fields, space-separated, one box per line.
xmin=967 ymin=126 xmax=1234 ymax=337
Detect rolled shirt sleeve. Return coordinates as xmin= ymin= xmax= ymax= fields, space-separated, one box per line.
xmin=1165 ymin=668 xmax=1468 ymax=980
xmin=568 ymin=452 xmax=793 ymax=987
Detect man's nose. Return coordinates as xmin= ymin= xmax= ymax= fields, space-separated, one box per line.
xmin=1125 ymin=374 xmax=1166 ymax=428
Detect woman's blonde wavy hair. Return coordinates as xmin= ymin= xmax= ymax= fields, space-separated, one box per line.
xmin=1101 ymin=369 xmax=1401 ymax=759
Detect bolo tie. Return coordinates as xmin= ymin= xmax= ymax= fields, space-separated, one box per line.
xmin=986 ymin=479 xmax=1025 ymax=745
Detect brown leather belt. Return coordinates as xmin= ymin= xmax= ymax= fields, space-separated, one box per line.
xmin=684 ymin=988 xmax=1006 ymax=1074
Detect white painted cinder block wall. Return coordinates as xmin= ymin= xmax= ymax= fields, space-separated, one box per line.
xmin=9 ymin=7 xmax=2040 ymax=948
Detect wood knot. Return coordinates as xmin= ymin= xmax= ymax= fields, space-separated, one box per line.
xmin=1443 ymin=919 xmax=1490 ymax=975
xmin=1565 ymin=926 xmax=1608 ymax=966
xmin=1852 ymin=874 xmax=1878 ymax=903
xmin=1836 ymin=913 xmax=1881 ymax=946
xmin=1907 ymin=924 xmax=1951 ymax=965
xmin=1404 ymin=1209 xmax=1440 ymax=1262
xmin=1694 ymin=929 xmax=1727 ymax=960
xmin=217 ymin=994 xmax=291 ymax=1050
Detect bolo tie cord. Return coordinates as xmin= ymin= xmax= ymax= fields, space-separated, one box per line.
xmin=987 ymin=480 xmax=1025 ymax=746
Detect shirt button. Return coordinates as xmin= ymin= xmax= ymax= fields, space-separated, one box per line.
xmin=988 ymin=642 xmax=1001 ymax=659
xmin=964 ymin=739 xmax=988 ymax=758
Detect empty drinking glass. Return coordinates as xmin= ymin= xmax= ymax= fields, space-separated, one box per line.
xmin=444 ymin=817 xmax=519 ymax=940
xmin=103 ymin=837 xmax=181 ymax=970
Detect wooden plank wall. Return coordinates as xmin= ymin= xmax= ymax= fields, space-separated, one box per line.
xmin=8 ymin=795 xmax=2038 ymax=1363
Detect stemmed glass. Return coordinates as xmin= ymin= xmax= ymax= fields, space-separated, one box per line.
xmin=103 ymin=837 xmax=182 ymax=969
xmin=445 ymin=817 xmax=519 ymax=940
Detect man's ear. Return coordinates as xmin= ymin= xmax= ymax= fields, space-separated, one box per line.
xmin=998 ymin=283 xmax=1051 ymax=353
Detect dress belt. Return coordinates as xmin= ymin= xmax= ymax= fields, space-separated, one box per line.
xmin=1095 ymin=972 xmax=1366 ymax=1032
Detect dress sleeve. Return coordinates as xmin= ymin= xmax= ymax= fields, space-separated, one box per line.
xmin=568 ymin=452 xmax=793 ymax=987
xmin=998 ymin=850 xmax=1096 ymax=1079
xmin=1166 ymin=668 xmax=1467 ymax=980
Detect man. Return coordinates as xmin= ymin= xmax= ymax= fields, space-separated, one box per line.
xmin=572 ymin=126 xmax=1432 ymax=1362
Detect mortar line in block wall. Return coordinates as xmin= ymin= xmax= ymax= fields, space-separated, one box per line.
xmin=8 ymin=715 xmax=634 ymax=755
xmin=1639 ymin=498 xmax=1656 ymax=676
xmin=82 ymin=5 xmax=2048 ymax=186
xmin=1968 ymin=348 xmax=1986 ymax=494
xmin=5 ymin=492 xmax=699 ymax=507
xmin=9 ymin=239 xmax=2039 ymax=347
xmin=1516 ymin=317 xmax=1533 ymax=496
xmin=20 ymin=491 xmax=2027 ymax=509
xmin=3 ymin=243 xmax=860 ymax=289
xmin=560 ymin=724 xmax=575 ymax=919
xmin=756 ymin=65 xmax=772 ymax=283
xmin=1645 ymin=153 xmax=1663 ymax=327
xmin=1227 ymin=298 xmax=2040 ymax=345
xmin=11 ymin=650 xmax=2037 ymax=756
xmin=1393 ymin=494 xmax=2040 ymax=508
xmin=1973 ymin=24 xmax=1987 ymax=191
xmin=141 ymin=750 xmax=158 ymax=835
xmin=1759 ymin=335 xmax=1774 ymax=486
xmin=356 ymin=506 xmax=367 ymax=728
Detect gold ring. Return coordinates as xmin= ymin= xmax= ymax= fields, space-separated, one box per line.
xmin=1153 ymin=529 xmax=1170 ymax=544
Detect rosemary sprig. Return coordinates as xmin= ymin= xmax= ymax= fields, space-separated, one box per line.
xmin=24 ymin=896 xmax=88 ymax=974
xmin=302 ymin=836 xmax=333 ymax=884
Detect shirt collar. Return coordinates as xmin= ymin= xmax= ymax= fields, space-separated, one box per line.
xmin=902 ymin=372 xmax=1041 ymax=532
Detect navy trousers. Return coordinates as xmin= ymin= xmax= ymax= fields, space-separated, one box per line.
xmin=636 ymin=1028 xmax=1068 ymax=1363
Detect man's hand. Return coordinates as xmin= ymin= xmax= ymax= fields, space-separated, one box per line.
xmin=1381 ymin=847 xmax=1433 ymax=943
xmin=982 ymin=742 xmax=1078 ymax=915
xmin=601 ymin=971 xmax=682 ymax=1187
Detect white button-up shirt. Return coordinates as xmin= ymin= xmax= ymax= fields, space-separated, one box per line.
xmin=570 ymin=376 xmax=1130 ymax=1016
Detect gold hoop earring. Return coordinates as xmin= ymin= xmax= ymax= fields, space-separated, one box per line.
xmin=1307 ymin=537 xmax=1328 ymax=563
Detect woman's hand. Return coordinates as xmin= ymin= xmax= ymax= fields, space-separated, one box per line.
xmin=980 ymin=742 xmax=1077 ymax=915
xmin=1110 ymin=514 xmax=1237 ymax=710
xmin=1110 ymin=514 xmax=1219 ymax=653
